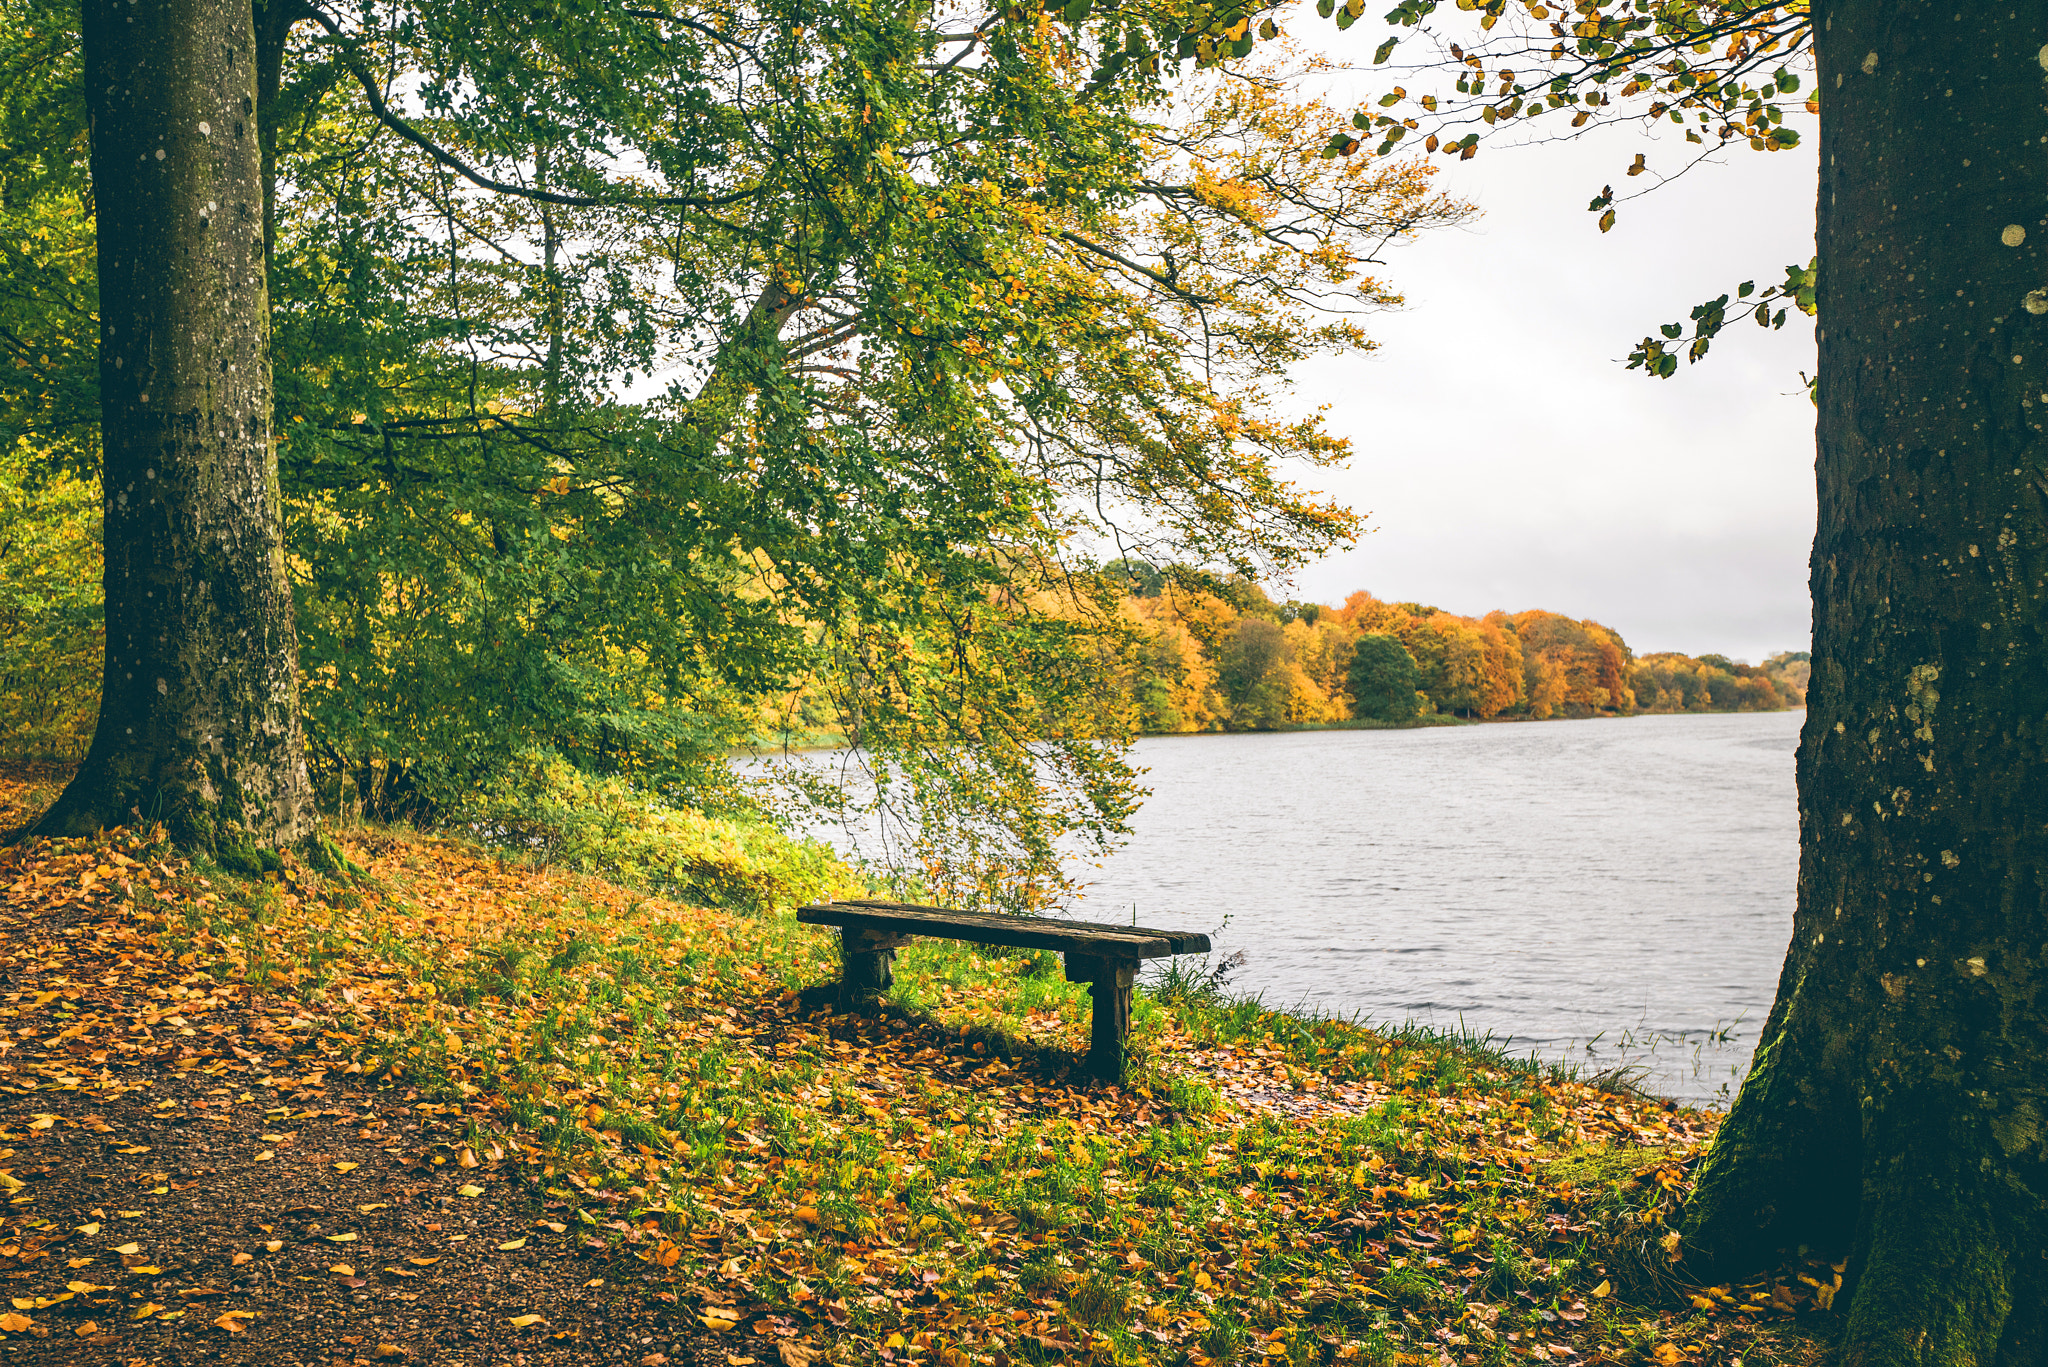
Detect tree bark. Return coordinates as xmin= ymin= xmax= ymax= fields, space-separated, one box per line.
xmin=1682 ymin=6 xmax=2048 ymax=1362
xmin=34 ymin=0 xmax=315 ymax=856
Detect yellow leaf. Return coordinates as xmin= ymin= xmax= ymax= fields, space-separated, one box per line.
xmin=330 ymin=1264 xmax=357 ymax=1277
xmin=132 ymin=1303 xmax=163 ymax=1320
xmin=325 ymin=1232 xmax=358 ymax=1243
xmin=214 ymin=1310 xmax=255 ymax=1333
xmin=458 ymin=1184 xmax=484 ymax=1197
xmin=263 ymin=1241 xmax=283 ymax=1253
xmin=1592 ymin=1279 xmax=1612 ymax=1298
xmin=0 ymin=1312 xmax=30 ymax=1332
xmin=9 ymin=1299 xmax=31 ymax=1310
xmin=498 ymin=1238 xmax=527 ymax=1251
xmin=407 ymin=1257 xmax=441 ymax=1267
xmin=131 ymin=1266 xmax=163 ymax=1276
xmin=509 ymin=1314 xmax=548 ymax=1328
xmin=66 ymin=1281 xmax=105 ymax=1294
xmin=75 ymin=1321 xmax=99 ymax=1337
xmin=255 ymin=1151 xmax=274 ymax=1161
xmin=334 ymin=1162 xmax=361 ymax=1173
xmin=883 ymin=1332 xmax=908 ymax=1349
xmin=701 ymin=1312 xmax=742 ymax=1332
xmin=113 ymin=1243 xmax=141 ymax=1256
xmin=76 ymin=1222 xmax=100 ymax=1234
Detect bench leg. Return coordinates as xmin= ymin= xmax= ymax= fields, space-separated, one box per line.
xmin=1065 ymin=953 xmax=1137 ymax=1084
xmin=840 ymin=926 xmax=910 ymax=1010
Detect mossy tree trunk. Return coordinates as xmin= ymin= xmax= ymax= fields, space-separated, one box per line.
xmin=1682 ymin=5 xmax=2048 ymax=1362
xmin=34 ymin=0 xmax=315 ymax=855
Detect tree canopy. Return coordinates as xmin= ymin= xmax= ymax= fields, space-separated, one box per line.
xmin=1 ymin=0 xmax=1475 ymax=897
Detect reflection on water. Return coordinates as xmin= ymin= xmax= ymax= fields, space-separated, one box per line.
xmin=1068 ymin=711 xmax=1801 ymax=1104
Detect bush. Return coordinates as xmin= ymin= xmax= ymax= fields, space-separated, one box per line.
xmin=0 ymin=455 xmax=100 ymax=760
xmin=465 ymin=749 xmax=866 ymax=913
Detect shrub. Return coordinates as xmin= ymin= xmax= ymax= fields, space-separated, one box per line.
xmin=466 ymin=749 xmax=866 ymax=913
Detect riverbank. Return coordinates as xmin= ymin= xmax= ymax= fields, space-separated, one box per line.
xmin=0 ymin=764 xmax=1831 ymax=1366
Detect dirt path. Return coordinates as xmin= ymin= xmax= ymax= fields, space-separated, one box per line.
xmin=0 ymin=838 xmax=711 ymax=1367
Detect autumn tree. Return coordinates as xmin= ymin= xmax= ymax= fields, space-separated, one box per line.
xmin=30 ymin=0 xmax=318 ymax=857
xmin=3 ymin=0 xmax=1475 ymax=892
xmin=1674 ymin=10 xmax=2048 ymax=1357
xmin=1329 ymin=0 xmax=2048 ymax=1355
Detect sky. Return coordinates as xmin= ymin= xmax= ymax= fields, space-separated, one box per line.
xmin=1271 ymin=24 xmax=1821 ymax=664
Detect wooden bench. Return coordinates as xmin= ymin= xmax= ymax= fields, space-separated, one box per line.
xmin=795 ymin=899 xmax=1211 ymax=1084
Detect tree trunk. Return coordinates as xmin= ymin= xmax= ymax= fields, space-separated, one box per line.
xmin=35 ymin=0 xmax=315 ymax=856
xmin=1682 ymin=6 xmax=2048 ymax=1362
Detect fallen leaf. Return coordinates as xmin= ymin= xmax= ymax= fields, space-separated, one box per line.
xmin=778 ymin=1342 xmax=815 ymax=1367
xmin=1592 ymin=1279 xmax=1612 ymax=1299
xmin=538 ymin=1221 xmax=566 ymax=1234
xmin=334 ymin=1162 xmax=361 ymax=1173
xmin=9 ymin=1300 xmax=31 ymax=1310
xmin=325 ymin=1232 xmax=358 ymax=1243
xmin=117 ymin=1211 xmax=144 ymax=1218
xmin=406 ymin=1257 xmax=440 ymax=1267
xmin=0 ymin=1313 xmax=30 ymax=1332
xmin=75 ymin=1222 xmax=100 ymax=1234
xmin=457 ymin=1184 xmax=484 ymax=1197
xmin=113 ymin=1243 xmax=141 ymax=1256
xmin=255 ymin=1151 xmax=274 ymax=1161
xmin=375 ymin=1346 xmax=407 ymax=1360
xmin=232 ymin=1252 xmax=252 ymax=1266
xmin=498 ymin=1238 xmax=527 ymax=1251
xmin=263 ymin=1241 xmax=283 ymax=1253
xmin=132 ymin=1303 xmax=163 ymax=1320
xmin=700 ymin=1311 xmax=742 ymax=1332
xmin=75 ymin=1321 xmax=100 ymax=1337
xmin=508 ymin=1314 xmax=548 ymax=1328
xmin=330 ymin=1264 xmax=357 ymax=1277
xmin=65 ymin=1281 xmax=106 ymax=1294
xmin=214 ymin=1310 xmax=256 ymax=1333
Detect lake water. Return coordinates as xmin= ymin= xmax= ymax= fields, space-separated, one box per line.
xmin=1066 ymin=711 xmax=1803 ymax=1105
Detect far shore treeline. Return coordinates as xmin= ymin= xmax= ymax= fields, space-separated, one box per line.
xmin=1094 ymin=560 xmax=1808 ymax=733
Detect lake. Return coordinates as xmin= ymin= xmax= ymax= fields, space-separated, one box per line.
xmin=1068 ymin=711 xmax=1802 ymax=1105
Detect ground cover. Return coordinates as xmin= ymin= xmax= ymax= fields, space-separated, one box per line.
xmin=0 ymin=763 xmax=1833 ymax=1366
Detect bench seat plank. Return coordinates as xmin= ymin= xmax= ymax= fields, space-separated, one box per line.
xmin=797 ymin=900 xmax=1211 ymax=958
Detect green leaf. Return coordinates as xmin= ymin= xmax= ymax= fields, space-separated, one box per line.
xmin=1373 ymin=36 xmax=1398 ymax=63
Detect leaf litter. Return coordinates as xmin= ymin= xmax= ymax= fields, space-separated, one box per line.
xmin=0 ymin=763 xmax=1835 ymax=1365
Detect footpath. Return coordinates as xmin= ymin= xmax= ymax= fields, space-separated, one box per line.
xmin=0 ymin=765 xmax=1833 ymax=1367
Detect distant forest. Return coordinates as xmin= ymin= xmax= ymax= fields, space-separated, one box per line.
xmin=1101 ymin=562 xmax=1808 ymax=733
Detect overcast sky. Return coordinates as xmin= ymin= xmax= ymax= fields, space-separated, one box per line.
xmin=1272 ymin=26 xmax=1820 ymax=664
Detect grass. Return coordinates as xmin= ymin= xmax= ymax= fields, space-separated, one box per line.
xmin=0 ymin=765 xmax=1838 ymax=1367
